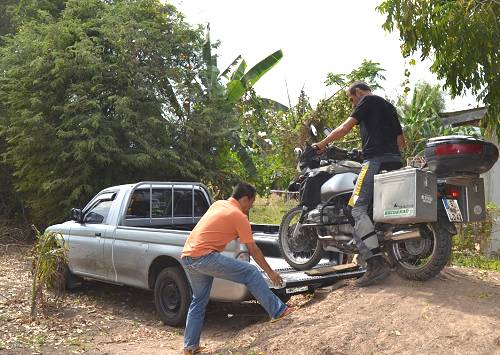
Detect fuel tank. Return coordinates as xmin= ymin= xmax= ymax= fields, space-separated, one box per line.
xmin=320 ymin=172 xmax=357 ymax=202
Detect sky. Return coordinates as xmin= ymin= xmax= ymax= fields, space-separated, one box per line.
xmin=172 ymin=0 xmax=479 ymax=112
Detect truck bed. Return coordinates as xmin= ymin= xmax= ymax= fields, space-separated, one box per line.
xmin=253 ymin=232 xmax=365 ymax=296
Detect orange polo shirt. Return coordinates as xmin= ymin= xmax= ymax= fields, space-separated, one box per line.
xmin=181 ymin=197 xmax=254 ymax=258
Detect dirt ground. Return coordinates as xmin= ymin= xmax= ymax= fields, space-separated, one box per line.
xmin=1 ymin=247 xmax=499 ymax=355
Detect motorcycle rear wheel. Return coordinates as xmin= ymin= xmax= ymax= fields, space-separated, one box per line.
xmin=387 ymin=222 xmax=452 ymax=281
xmin=278 ymin=206 xmax=324 ymax=271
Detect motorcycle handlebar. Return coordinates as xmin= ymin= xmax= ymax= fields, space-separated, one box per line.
xmin=299 ymin=144 xmax=363 ymax=168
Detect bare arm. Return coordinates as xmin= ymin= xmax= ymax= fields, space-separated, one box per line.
xmin=397 ymin=133 xmax=406 ymax=150
xmin=315 ymin=117 xmax=358 ymax=151
xmin=246 ymin=242 xmax=283 ymax=286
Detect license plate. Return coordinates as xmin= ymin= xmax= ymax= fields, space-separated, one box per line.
xmin=442 ymin=199 xmax=463 ymax=222
xmin=285 ymin=285 xmax=308 ymax=294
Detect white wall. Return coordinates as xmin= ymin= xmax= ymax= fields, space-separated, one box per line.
xmin=482 ymin=131 xmax=500 ymax=256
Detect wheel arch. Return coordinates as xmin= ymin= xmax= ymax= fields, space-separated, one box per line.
xmin=148 ymin=255 xmax=185 ymax=289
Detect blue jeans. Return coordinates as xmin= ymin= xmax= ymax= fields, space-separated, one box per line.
xmin=348 ymin=154 xmax=402 ymax=261
xmin=182 ymin=252 xmax=286 ymax=351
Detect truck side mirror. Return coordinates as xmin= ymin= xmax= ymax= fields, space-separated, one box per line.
xmin=71 ymin=208 xmax=83 ymax=223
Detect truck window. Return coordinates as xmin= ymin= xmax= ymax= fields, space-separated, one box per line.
xmin=173 ymin=190 xmax=209 ymax=217
xmin=127 ymin=190 xmax=150 ymax=218
xmin=125 ymin=186 xmax=209 ymax=226
xmin=194 ymin=190 xmax=209 ymax=216
xmin=152 ymin=189 xmax=173 ymax=218
xmin=84 ymin=200 xmax=113 ymax=224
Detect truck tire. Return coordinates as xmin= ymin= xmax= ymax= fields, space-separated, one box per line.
xmin=51 ymin=264 xmax=82 ymax=292
xmin=154 ymin=267 xmax=192 ymax=326
xmin=64 ymin=265 xmax=83 ymax=290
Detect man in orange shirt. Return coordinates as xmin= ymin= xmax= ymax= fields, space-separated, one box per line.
xmin=182 ymin=183 xmax=294 ymax=354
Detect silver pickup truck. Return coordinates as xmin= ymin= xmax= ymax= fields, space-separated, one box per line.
xmin=46 ymin=181 xmax=364 ymax=326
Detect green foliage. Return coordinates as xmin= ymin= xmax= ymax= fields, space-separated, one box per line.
xmin=250 ymin=195 xmax=297 ymax=224
xmin=396 ymin=82 xmax=478 ymax=158
xmin=30 ymin=229 xmax=67 ymax=319
xmin=0 ymin=0 xmax=19 ymax=39
xmin=232 ymin=90 xmax=296 ymax=195
xmin=377 ymin=0 xmax=500 ymax=136
xmin=0 ymin=0 xmax=213 ymax=224
xmin=235 ymin=60 xmax=388 ymax=194
xmin=451 ymin=203 xmax=499 ymax=270
xmin=325 ymin=59 xmax=386 ymax=92
xmin=451 ymin=254 xmax=500 ymax=271
xmin=453 ymin=203 xmax=498 ymax=255
xmin=311 ymin=60 xmax=387 ymax=150
xmin=193 ymin=27 xmax=285 ymax=197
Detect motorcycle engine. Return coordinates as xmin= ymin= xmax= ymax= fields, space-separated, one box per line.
xmin=305 ymin=198 xmax=357 ymax=253
xmin=305 ymin=200 xmax=351 ymax=225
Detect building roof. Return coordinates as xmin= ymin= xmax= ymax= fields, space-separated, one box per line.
xmin=439 ymin=107 xmax=487 ymax=127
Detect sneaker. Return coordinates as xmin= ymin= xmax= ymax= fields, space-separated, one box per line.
xmin=354 ymin=256 xmax=390 ymax=287
xmin=271 ymin=306 xmax=295 ymax=323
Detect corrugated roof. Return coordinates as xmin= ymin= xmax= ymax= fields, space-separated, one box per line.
xmin=439 ymin=107 xmax=487 ymax=126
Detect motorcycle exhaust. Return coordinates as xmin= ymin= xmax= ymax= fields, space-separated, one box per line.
xmin=317 ymin=234 xmax=351 ymax=241
xmin=385 ymin=229 xmax=421 ymax=242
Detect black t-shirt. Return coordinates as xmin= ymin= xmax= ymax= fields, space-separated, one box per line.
xmin=350 ymin=95 xmax=403 ymax=158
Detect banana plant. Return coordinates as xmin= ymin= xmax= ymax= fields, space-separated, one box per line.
xmin=200 ymin=25 xmax=285 ymax=107
xmin=196 ymin=26 xmax=286 ymax=176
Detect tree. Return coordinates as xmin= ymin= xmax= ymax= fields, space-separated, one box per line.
xmin=397 ymin=82 xmax=478 ymax=158
xmin=0 ymin=0 xmax=207 ymax=224
xmin=186 ymin=27 xmax=284 ymax=197
xmin=0 ymin=0 xmax=19 ymax=39
xmin=237 ymin=60 xmax=387 ymax=193
xmin=377 ymin=0 xmax=500 ymax=136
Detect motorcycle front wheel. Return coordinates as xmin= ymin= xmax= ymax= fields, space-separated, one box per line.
xmin=278 ymin=206 xmax=324 ymax=270
xmin=387 ymin=222 xmax=452 ymax=281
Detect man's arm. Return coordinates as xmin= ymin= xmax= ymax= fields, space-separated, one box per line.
xmin=315 ymin=117 xmax=358 ymax=151
xmin=245 ymin=242 xmax=283 ymax=286
xmin=397 ymin=133 xmax=406 ymax=150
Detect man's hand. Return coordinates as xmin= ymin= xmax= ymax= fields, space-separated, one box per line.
xmin=312 ymin=141 xmax=326 ymax=153
xmin=267 ymin=270 xmax=283 ymax=287
xmin=246 ymin=242 xmax=284 ymax=287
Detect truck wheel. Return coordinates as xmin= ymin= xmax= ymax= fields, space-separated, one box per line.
xmin=51 ymin=264 xmax=82 ymax=292
xmin=154 ymin=267 xmax=192 ymax=326
xmin=64 ymin=265 xmax=83 ymax=290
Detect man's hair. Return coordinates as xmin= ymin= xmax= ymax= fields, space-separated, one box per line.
xmin=347 ymin=81 xmax=372 ymax=95
xmin=231 ymin=183 xmax=256 ymax=200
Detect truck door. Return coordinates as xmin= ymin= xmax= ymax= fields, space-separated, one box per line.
xmin=68 ymin=195 xmax=114 ymax=278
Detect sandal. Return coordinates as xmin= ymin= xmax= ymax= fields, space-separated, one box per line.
xmin=271 ymin=306 xmax=295 ymax=323
xmin=183 ymin=345 xmax=207 ymax=354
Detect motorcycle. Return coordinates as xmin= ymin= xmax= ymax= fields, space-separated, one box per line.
xmin=278 ymin=126 xmax=499 ymax=280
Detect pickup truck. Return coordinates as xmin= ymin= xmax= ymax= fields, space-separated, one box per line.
xmin=46 ymin=181 xmax=364 ymax=326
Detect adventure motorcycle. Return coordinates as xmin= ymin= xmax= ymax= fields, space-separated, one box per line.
xmin=278 ymin=126 xmax=499 ymax=280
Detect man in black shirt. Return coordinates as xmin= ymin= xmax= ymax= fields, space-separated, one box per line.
xmin=314 ymin=81 xmax=406 ymax=286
